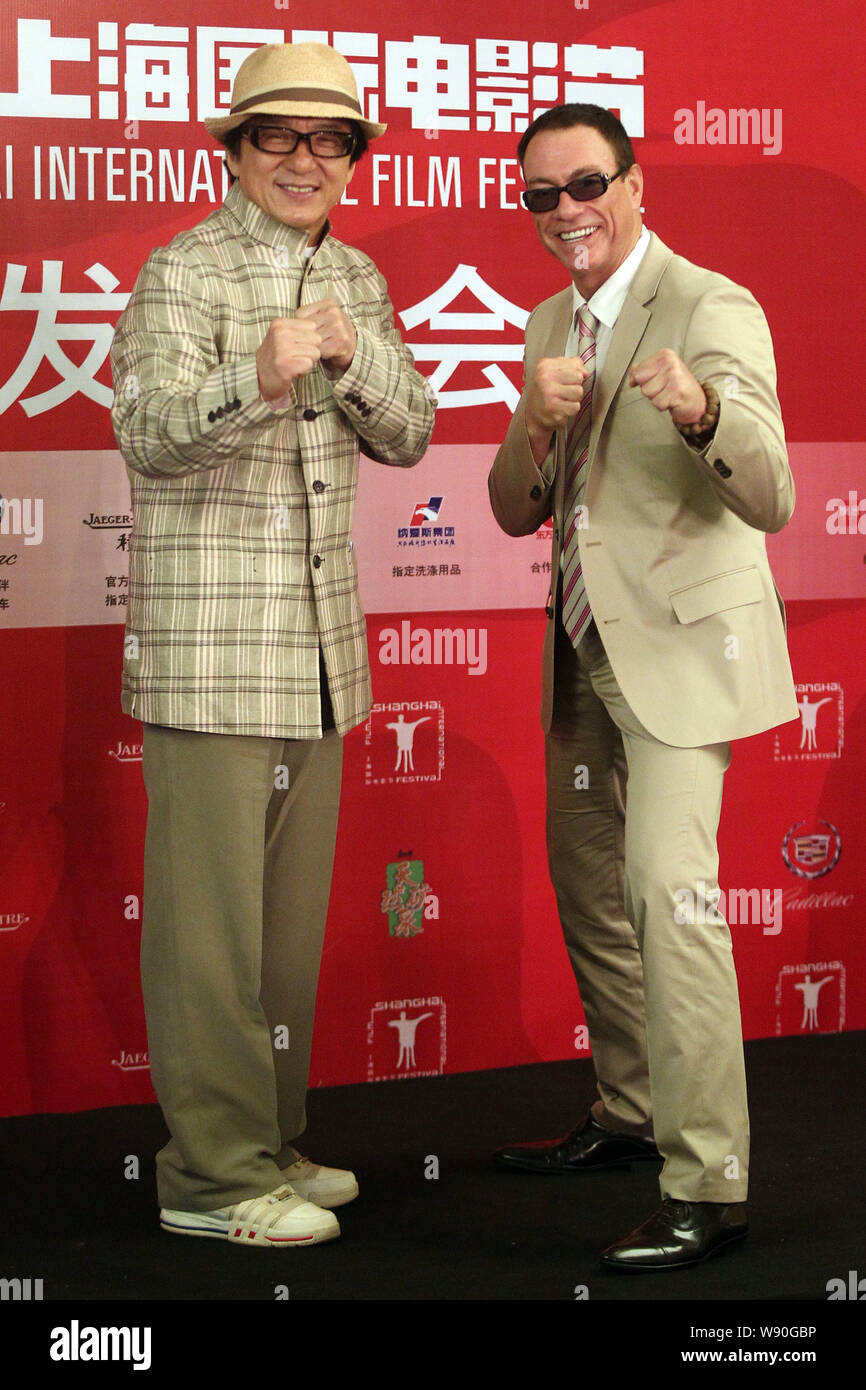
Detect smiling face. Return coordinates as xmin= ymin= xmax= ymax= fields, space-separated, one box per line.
xmin=521 ymin=124 xmax=643 ymax=296
xmin=225 ymin=116 xmax=356 ymax=240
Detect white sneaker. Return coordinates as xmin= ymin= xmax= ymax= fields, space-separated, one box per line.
xmin=160 ymin=1183 xmax=340 ymax=1247
xmin=281 ymin=1155 xmax=359 ymax=1209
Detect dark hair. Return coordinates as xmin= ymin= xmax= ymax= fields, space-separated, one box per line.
xmin=222 ymin=118 xmax=368 ymax=184
xmin=517 ymin=103 xmax=635 ymax=172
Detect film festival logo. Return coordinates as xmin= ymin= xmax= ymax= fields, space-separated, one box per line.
xmin=364 ymin=700 xmax=445 ymax=787
xmin=775 ymin=962 xmax=845 ymax=1037
xmin=380 ymin=859 xmax=438 ymax=939
xmin=366 ymin=998 xmax=447 ymax=1082
xmin=773 ymin=683 xmax=844 ymax=763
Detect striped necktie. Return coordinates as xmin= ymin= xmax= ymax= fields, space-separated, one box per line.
xmin=560 ymin=304 xmax=597 ymax=647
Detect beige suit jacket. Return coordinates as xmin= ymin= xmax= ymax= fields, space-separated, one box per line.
xmin=489 ymin=232 xmax=798 ymax=747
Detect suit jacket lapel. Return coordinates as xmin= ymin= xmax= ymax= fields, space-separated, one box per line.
xmin=536 ymin=290 xmax=574 ymax=359
xmin=530 ymin=291 xmax=574 ymax=522
xmin=589 ymin=233 xmax=673 ymax=460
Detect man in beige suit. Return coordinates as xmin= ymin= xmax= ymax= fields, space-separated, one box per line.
xmin=111 ymin=44 xmax=434 ymax=1248
xmin=489 ymin=104 xmax=797 ymax=1270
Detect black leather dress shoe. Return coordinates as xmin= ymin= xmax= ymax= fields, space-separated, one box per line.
xmin=600 ymin=1197 xmax=748 ymax=1271
xmin=493 ymin=1113 xmax=660 ymax=1173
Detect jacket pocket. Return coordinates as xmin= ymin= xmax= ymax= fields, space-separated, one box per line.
xmin=669 ymin=566 xmax=764 ymax=624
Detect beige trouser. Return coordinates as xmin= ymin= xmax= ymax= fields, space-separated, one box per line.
xmin=140 ymin=722 xmax=343 ymax=1212
xmin=546 ymin=617 xmax=749 ymax=1202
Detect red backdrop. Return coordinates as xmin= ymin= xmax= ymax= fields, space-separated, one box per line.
xmin=1 ymin=0 xmax=864 ymax=1115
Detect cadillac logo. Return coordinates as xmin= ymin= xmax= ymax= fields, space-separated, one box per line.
xmin=782 ymin=820 xmax=842 ymax=880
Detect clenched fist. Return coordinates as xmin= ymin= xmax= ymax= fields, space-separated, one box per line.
xmin=256 ymin=300 xmax=358 ymax=402
xmin=525 ymin=356 xmax=589 ymax=463
xmin=296 ymin=298 xmax=357 ymax=371
xmin=256 ymin=317 xmax=322 ymax=401
xmin=628 ymin=348 xmax=706 ymax=425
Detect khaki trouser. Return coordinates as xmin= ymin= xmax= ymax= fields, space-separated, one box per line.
xmin=140 ymin=722 xmax=343 ymax=1211
xmin=546 ymin=617 xmax=749 ymax=1202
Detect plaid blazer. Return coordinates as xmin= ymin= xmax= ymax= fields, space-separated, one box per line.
xmin=111 ymin=183 xmax=435 ymax=738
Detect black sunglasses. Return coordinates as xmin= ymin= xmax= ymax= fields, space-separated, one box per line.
xmin=522 ymin=169 xmax=628 ymax=214
xmin=243 ymin=124 xmax=356 ymax=159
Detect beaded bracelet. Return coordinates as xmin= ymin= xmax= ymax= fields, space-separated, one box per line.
xmin=676 ymin=382 xmax=720 ymax=441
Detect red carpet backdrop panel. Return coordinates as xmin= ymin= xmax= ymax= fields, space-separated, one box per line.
xmin=0 ymin=0 xmax=863 ymax=1114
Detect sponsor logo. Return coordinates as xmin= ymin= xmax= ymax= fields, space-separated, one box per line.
xmin=110 ymin=1049 xmax=150 ymax=1072
xmin=0 ymin=912 xmax=30 ymax=932
xmin=108 ymin=740 xmax=142 ymax=762
xmin=782 ymin=821 xmax=842 ymax=879
xmin=397 ymin=495 xmax=455 ymax=549
xmin=775 ymin=961 xmax=845 ymax=1036
xmin=367 ymin=998 xmax=446 ymax=1081
xmin=774 ymin=683 xmax=843 ymax=762
xmin=825 ymin=491 xmax=866 ymax=534
xmin=365 ymin=700 xmax=445 ymax=786
xmin=82 ymin=513 xmax=133 ymax=529
xmin=780 ymin=887 xmax=854 ymax=911
xmin=380 ymin=859 xmax=438 ymax=938
xmin=378 ymin=620 xmax=487 ymax=675
xmin=410 ymin=495 xmax=444 ymax=526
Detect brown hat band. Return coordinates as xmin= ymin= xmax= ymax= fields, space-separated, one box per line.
xmin=232 ymin=86 xmax=364 ymax=115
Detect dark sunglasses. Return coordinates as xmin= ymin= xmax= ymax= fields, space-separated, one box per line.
xmin=243 ymin=124 xmax=356 ymax=159
xmin=522 ymin=169 xmax=628 ymax=214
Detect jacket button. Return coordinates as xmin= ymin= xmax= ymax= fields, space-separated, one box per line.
xmin=312 ymin=554 xmax=322 ymax=568
xmin=207 ymin=410 xmax=216 ymax=422
xmin=312 ymin=480 xmax=326 ymax=494
xmin=232 ymin=397 xmax=241 ymax=411
xmin=530 ymin=485 xmax=542 ymax=499
xmin=713 ymin=459 xmax=732 ymax=478
xmin=303 ymin=408 xmax=318 ymax=421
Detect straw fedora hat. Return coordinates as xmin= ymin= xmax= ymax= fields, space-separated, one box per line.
xmin=204 ymin=43 xmax=387 ymax=142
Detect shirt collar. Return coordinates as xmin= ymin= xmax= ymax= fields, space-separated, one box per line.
xmin=222 ymin=181 xmax=331 ymax=261
xmin=572 ymin=225 xmax=651 ymax=330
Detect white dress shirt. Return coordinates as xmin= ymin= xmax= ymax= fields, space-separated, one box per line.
xmin=564 ymin=225 xmax=651 ymax=367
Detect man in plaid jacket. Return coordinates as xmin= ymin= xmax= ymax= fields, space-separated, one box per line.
xmin=110 ymin=43 xmax=435 ymax=1248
